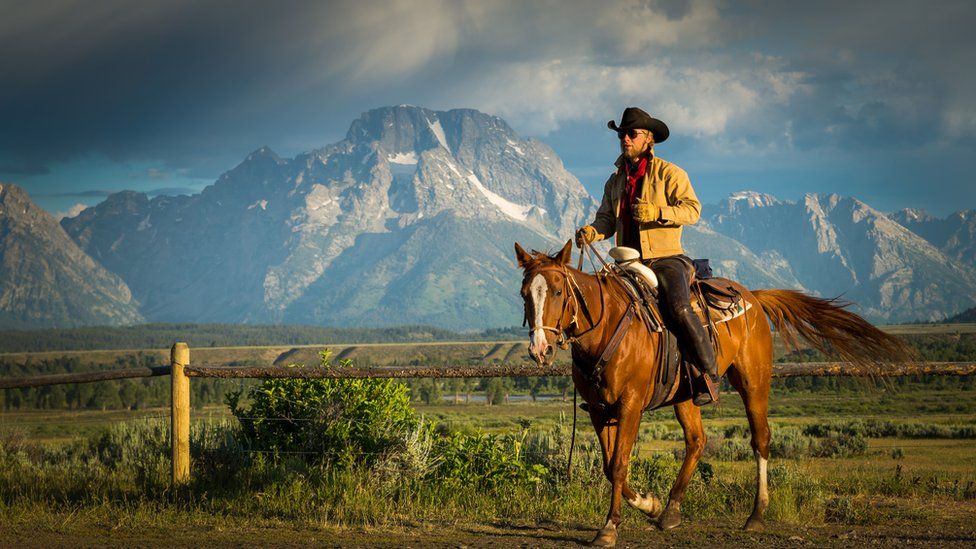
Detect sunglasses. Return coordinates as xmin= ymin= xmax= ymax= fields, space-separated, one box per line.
xmin=616 ymin=128 xmax=647 ymax=140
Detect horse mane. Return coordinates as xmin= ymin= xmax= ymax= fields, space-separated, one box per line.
xmin=520 ymin=248 xmax=565 ymax=271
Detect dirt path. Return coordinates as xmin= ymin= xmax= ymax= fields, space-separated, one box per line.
xmin=5 ymin=517 xmax=976 ymax=548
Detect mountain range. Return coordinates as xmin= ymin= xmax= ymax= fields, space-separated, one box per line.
xmin=2 ymin=106 xmax=975 ymax=329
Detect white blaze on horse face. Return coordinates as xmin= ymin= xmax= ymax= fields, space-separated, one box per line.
xmin=529 ymin=274 xmax=548 ymax=353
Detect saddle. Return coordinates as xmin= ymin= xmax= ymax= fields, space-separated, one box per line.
xmin=607 ymin=248 xmax=749 ymax=411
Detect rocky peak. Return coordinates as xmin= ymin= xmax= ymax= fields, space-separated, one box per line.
xmin=891 ymin=208 xmax=934 ymax=225
xmin=730 ymin=190 xmax=779 ymax=207
xmin=0 ymin=182 xmax=38 ymax=214
xmin=100 ymin=190 xmax=150 ymax=212
xmin=889 ymin=207 xmax=976 ymax=268
xmin=711 ymin=191 xmax=779 ymax=226
xmin=0 ymin=185 xmax=143 ymax=327
xmin=2 ymin=183 xmax=75 ymax=237
xmin=346 ymin=105 xmax=459 ymax=157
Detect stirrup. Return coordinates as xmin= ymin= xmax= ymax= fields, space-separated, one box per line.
xmin=692 ymin=374 xmax=720 ymax=406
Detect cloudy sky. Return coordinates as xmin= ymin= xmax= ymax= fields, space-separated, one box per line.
xmin=2 ymin=0 xmax=974 ymax=218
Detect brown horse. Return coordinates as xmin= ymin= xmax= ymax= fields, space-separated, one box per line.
xmin=515 ymin=240 xmax=909 ymax=547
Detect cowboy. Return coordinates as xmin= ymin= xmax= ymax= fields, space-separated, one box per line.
xmin=575 ymin=107 xmax=719 ymax=405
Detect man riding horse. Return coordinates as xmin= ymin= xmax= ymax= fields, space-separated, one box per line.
xmin=575 ymin=107 xmax=719 ymax=405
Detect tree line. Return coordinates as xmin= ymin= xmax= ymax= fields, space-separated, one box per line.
xmin=0 ymin=323 xmax=526 ymax=353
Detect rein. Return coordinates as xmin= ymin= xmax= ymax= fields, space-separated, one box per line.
xmin=523 ymin=241 xmax=634 ymax=369
xmin=564 ymin=240 xmax=625 ymax=479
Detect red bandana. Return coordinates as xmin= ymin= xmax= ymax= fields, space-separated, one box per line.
xmin=619 ymin=156 xmax=648 ymax=246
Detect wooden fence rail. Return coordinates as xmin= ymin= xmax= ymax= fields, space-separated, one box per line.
xmin=0 ymin=364 xmax=172 ymax=389
xmin=2 ymin=342 xmax=975 ymax=487
xmin=183 ymin=361 xmax=976 ymax=379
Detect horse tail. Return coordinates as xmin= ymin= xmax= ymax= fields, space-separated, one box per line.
xmin=751 ymin=289 xmax=915 ymax=372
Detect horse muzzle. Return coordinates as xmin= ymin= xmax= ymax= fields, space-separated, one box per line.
xmin=528 ymin=341 xmax=555 ymax=367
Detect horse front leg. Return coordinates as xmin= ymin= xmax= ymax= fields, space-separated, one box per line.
xmin=590 ymin=400 xmax=642 ymax=547
xmin=659 ymin=400 xmax=706 ymax=530
xmin=589 ymin=407 xmax=618 ymax=547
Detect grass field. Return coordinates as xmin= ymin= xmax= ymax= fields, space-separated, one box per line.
xmin=2 ymin=379 xmax=975 ymax=547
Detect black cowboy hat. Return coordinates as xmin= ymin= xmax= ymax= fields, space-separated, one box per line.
xmin=608 ymin=107 xmax=669 ymax=143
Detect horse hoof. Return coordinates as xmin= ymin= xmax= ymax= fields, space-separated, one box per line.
xmin=657 ymin=507 xmax=682 ymax=530
xmin=590 ymin=523 xmax=617 ymax=547
xmin=743 ymin=516 xmax=765 ymax=532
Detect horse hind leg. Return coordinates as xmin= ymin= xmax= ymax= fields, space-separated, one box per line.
xmin=745 ymin=448 xmax=770 ymax=532
xmin=727 ymin=362 xmax=771 ymax=531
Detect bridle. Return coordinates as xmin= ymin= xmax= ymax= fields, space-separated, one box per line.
xmin=523 ymin=263 xmax=605 ymax=351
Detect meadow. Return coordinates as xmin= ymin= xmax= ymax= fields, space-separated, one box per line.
xmin=2 ymin=377 xmax=975 ymax=546
xmin=0 ymin=326 xmax=974 ymax=546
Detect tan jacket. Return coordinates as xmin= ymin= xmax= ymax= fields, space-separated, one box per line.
xmin=591 ymin=153 xmax=701 ymax=259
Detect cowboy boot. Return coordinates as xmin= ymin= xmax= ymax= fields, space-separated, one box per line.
xmin=671 ymin=304 xmax=720 ymax=405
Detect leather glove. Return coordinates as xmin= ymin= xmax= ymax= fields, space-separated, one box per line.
xmin=575 ymin=225 xmax=601 ymax=247
xmin=633 ymin=199 xmax=661 ymax=223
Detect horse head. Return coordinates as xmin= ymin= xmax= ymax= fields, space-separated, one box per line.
xmin=515 ymin=239 xmax=576 ymax=367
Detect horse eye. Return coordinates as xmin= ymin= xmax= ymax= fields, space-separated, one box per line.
xmin=554 ymin=289 xmax=562 ymax=296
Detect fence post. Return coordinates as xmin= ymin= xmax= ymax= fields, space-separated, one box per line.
xmin=171 ymin=342 xmax=190 ymax=485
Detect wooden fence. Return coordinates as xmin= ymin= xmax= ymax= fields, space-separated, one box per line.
xmin=2 ymin=342 xmax=975 ymax=485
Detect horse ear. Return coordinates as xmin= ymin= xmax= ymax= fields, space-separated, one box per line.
xmin=557 ymin=239 xmax=573 ymax=265
xmin=514 ymin=242 xmax=533 ymax=268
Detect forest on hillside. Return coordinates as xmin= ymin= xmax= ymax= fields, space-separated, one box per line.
xmin=0 ymin=324 xmax=525 ymax=353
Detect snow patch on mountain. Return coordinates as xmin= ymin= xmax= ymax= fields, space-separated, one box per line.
xmin=466 ymin=173 xmax=541 ymax=221
xmin=427 ymin=116 xmax=451 ymax=155
xmin=388 ymin=152 xmax=418 ymax=165
xmin=505 ymin=139 xmax=524 ymax=155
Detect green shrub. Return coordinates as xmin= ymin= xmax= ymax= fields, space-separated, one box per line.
xmin=708 ymin=436 xmax=753 ymax=461
xmin=812 ymin=432 xmax=867 ymax=458
xmin=225 ymin=350 xmax=417 ymax=465
xmin=630 ymin=454 xmax=683 ymax=496
xmin=701 ymin=426 xmax=866 ymax=461
xmin=769 ymin=427 xmax=811 ymax=459
xmin=433 ymin=430 xmax=547 ymax=488
xmin=90 ymin=419 xmax=170 ymax=490
xmin=803 ymin=419 xmax=976 ymax=439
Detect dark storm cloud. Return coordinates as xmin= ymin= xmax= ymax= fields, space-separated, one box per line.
xmin=0 ymin=160 xmax=50 ymax=175
xmin=1 ymin=0 xmax=325 ymax=168
xmin=0 ymin=1 xmax=733 ymax=157
xmin=1 ymin=0 xmax=974 ymax=191
xmin=724 ymin=0 xmax=976 ymax=149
